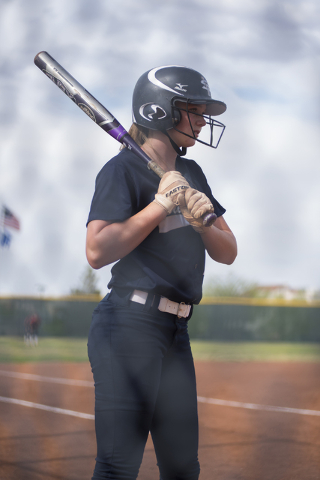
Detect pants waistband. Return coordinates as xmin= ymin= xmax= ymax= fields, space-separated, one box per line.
xmin=130 ymin=289 xmax=192 ymax=319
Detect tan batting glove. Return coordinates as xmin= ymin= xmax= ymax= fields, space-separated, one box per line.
xmin=153 ymin=171 xmax=190 ymax=214
xmin=177 ymin=188 xmax=215 ymax=233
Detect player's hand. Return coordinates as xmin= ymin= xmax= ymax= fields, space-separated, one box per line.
xmin=178 ymin=188 xmax=215 ymax=233
xmin=153 ymin=171 xmax=190 ymax=214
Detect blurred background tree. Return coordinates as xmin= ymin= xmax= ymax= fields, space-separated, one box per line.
xmin=203 ymin=273 xmax=261 ymax=298
xmin=70 ymin=266 xmax=101 ymax=296
xmin=203 ymin=274 xmax=318 ymax=301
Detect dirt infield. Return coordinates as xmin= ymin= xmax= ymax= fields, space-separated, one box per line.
xmin=0 ymin=361 xmax=320 ymax=480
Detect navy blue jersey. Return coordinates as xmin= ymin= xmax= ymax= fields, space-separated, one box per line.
xmin=87 ymin=149 xmax=226 ymax=304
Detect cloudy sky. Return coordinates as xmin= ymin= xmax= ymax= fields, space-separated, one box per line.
xmin=0 ymin=0 xmax=319 ymax=297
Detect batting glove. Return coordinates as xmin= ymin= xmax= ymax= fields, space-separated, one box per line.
xmin=153 ymin=171 xmax=190 ymax=214
xmin=178 ymin=188 xmax=215 ymax=233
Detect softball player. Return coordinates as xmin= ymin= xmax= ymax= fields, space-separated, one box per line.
xmin=86 ymin=66 xmax=237 ymax=480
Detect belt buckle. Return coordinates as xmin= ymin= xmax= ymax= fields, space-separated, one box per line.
xmin=177 ymin=302 xmax=186 ymax=318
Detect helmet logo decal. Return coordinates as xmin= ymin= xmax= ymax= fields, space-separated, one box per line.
xmin=148 ymin=66 xmax=184 ymax=96
xmin=139 ymin=103 xmax=167 ymax=121
xmin=175 ymin=83 xmax=188 ymax=92
xmin=201 ymin=76 xmax=211 ymax=96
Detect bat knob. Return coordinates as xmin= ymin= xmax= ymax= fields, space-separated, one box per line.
xmin=202 ymin=212 xmax=217 ymax=227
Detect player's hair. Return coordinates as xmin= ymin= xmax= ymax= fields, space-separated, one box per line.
xmin=120 ymin=123 xmax=149 ymax=150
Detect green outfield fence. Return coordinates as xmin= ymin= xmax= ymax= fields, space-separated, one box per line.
xmin=0 ymin=295 xmax=319 ymax=341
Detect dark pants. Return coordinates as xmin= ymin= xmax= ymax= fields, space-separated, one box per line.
xmin=87 ymin=290 xmax=200 ymax=480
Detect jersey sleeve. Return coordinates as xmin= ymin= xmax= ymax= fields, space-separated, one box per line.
xmin=200 ymin=173 xmax=226 ymax=218
xmin=87 ymin=155 xmax=137 ymax=225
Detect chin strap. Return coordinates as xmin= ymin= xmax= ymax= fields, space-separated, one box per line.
xmin=163 ymin=131 xmax=187 ymax=157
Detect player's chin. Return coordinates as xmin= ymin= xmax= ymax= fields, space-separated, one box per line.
xmin=184 ymin=137 xmax=197 ymax=148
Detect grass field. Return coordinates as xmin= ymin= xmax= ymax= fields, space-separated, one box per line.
xmin=1 ymin=336 xmax=320 ymax=363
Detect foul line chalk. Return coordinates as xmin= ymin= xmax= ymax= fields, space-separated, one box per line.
xmin=197 ymin=396 xmax=320 ymax=417
xmin=0 ymin=395 xmax=94 ymax=420
xmin=0 ymin=370 xmax=94 ymax=387
xmin=1 ymin=394 xmax=319 ymax=420
xmin=1 ymin=370 xmax=320 ymax=418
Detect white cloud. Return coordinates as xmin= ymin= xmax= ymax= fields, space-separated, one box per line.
xmin=0 ymin=0 xmax=319 ymax=296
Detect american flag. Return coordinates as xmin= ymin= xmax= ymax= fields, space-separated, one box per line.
xmin=2 ymin=205 xmax=20 ymax=230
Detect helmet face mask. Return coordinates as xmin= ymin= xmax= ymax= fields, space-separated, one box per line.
xmin=132 ymin=65 xmax=226 ymax=151
xmin=171 ymin=100 xmax=226 ymax=149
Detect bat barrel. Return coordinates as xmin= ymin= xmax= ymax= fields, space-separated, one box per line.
xmin=34 ymin=51 xmax=125 ymax=138
xmin=34 ymin=51 xmax=158 ymax=170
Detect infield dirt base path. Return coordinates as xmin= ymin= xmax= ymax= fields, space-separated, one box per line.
xmin=0 ymin=361 xmax=319 ymax=480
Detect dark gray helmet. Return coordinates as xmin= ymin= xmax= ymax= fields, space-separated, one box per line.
xmin=132 ymin=65 xmax=226 ymax=149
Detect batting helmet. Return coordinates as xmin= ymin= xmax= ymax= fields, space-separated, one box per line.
xmin=132 ymin=65 xmax=226 ymax=149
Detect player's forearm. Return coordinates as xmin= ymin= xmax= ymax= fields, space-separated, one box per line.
xmin=86 ymin=203 xmax=167 ymax=269
xmin=201 ymin=225 xmax=237 ymax=265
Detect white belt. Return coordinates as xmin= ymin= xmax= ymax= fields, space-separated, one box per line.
xmin=130 ymin=289 xmax=191 ymax=318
